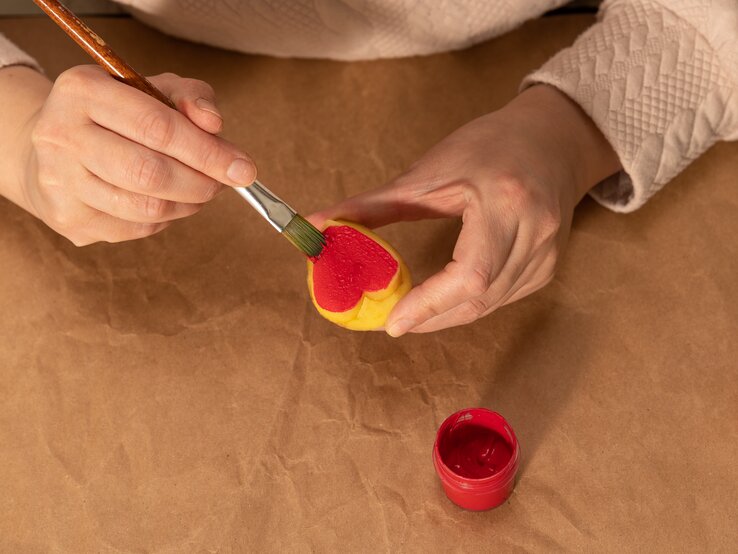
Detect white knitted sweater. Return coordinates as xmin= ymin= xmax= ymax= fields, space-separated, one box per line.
xmin=1 ymin=0 xmax=736 ymax=212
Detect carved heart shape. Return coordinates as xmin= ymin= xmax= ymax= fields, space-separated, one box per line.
xmin=311 ymin=225 xmax=398 ymax=312
xmin=307 ymin=221 xmax=411 ymax=330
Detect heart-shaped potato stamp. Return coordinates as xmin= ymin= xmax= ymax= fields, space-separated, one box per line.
xmin=307 ymin=220 xmax=411 ymax=330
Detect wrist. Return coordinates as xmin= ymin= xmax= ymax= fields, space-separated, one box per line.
xmin=0 ymin=66 xmax=52 ymax=215
xmin=504 ymin=84 xmax=621 ymax=205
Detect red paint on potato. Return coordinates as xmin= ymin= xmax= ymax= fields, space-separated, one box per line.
xmin=310 ymin=225 xmax=399 ymax=312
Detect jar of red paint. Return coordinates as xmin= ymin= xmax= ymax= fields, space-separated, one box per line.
xmin=433 ymin=408 xmax=520 ymax=511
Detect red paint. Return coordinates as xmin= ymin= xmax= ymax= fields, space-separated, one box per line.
xmin=310 ymin=225 xmax=398 ymax=312
xmin=439 ymin=424 xmax=512 ymax=479
xmin=433 ymin=408 xmax=520 ymax=511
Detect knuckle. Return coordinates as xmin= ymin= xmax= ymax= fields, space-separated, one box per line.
xmin=417 ymin=298 xmax=444 ymax=320
xmin=29 ymin=126 xmax=47 ymax=148
xmin=31 ymin=120 xmax=68 ymax=149
xmin=134 ymin=222 xmax=161 ymax=238
xmin=498 ymin=175 xmax=532 ymax=212
xmin=54 ymin=68 xmax=84 ymax=94
xmin=55 ymin=65 xmax=100 ymax=95
xmin=135 ymin=109 xmax=175 ymax=150
xmin=51 ymin=210 xmax=76 ymax=232
xmin=196 ymin=137 xmax=224 ymax=171
xmin=199 ymin=180 xmax=222 ymax=202
xmin=54 ymin=70 xmax=76 ymax=93
xmin=141 ymin=195 xmax=170 ymax=220
xmin=55 ymin=211 xmax=94 ymax=245
xmin=193 ymin=79 xmax=215 ymax=97
xmin=537 ymin=207 xmax=562 ymax=241
xmin=35 ymin=168 xmax=62 ymax=193
xmin=69 ymin=234 xmax=93 ymax=247
xmin=459 ymin=181 xmax=483 ymax=204
xmin=467 ymin=295 xmax=493 ymax=318
xmin=131 ymin=154 xmax=170 ymax=192
xmin=464 ymin=266 xmax=492 ymax=297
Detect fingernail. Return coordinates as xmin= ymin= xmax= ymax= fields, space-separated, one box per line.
xmin=227 ymin=158 xmax=255 ymax=185
xmin=386 ymin=319 xmax=415 ymax=338
xmin=196 ymin=97 xmax=222 ymax=119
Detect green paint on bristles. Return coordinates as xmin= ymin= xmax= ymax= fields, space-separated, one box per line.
xmin=283 ymin=215 xmax=326 ymax=258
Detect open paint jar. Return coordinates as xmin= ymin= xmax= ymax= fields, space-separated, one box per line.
xmin=433 ymin=408 xmax=520 ymax=511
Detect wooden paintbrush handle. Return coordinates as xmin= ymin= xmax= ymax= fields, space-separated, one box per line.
xmin=32 ymin=0 xmax=176 ymax=109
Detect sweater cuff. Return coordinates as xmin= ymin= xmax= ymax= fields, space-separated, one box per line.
xmin=521 ymin=0 xmax=738 ymax=213
xmin=0 ymin=34 xmax=42 ymax=73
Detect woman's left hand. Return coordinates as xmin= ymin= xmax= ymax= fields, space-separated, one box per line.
xmin=311 ymin=85 xmax=620 ymax=336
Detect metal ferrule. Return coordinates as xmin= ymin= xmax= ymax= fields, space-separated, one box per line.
xmin=235 ymin=180 xmax=296 ymax=232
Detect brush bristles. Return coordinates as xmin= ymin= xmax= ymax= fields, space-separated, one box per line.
xmin=282 ymin=215 xmax=326 ymax=257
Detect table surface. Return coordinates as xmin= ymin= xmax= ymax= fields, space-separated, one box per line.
xmin=1 ymin=15 xmax=736 ymax=553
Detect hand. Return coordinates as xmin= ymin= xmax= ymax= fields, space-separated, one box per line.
xmin=2 ymin=65 xmax=256 ymax=246
xmin=312 ymin=85 xmax=620 ymax=335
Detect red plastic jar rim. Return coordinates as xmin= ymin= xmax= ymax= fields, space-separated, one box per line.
xmin=433 ymin=408 xmax=520 ymax=492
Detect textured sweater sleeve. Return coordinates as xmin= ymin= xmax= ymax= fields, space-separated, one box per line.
xmin=0 ymin=34 xmax=42 ymax=72
xmin=522 ymin=0 xmax=738 ymax=213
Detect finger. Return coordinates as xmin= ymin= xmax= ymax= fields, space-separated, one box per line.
xmin=77 ymin=124 xmax=223 ymax=203
xmin=85 ymin=208 xmax=171 ymax=244
xmin=309 ymin=177 xmax=469 ymax=230
xmin=59 ymin=205 xmax=171 ymax=246
xmin=385 ymin=207 xmax=516 ymax=337
xmin=149 ymin=73 xmax=223 ymax=135
xmin=75 ymin=68 xmax=256 ymax=186
xmin=410 ymin=247 xmax=552 ymax=333
xmin=76 ymin=169 xmax=202 ymax=224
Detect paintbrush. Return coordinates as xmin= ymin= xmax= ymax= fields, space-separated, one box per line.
xmin=32 ymin=0 xmax=326 ymax=258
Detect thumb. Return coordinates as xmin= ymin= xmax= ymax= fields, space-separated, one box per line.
xmin=149 ymin=72 xmax=224 ymax=135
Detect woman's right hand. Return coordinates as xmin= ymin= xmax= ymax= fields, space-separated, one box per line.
xmin=6 ymin=65 xmax=256 ymax=246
